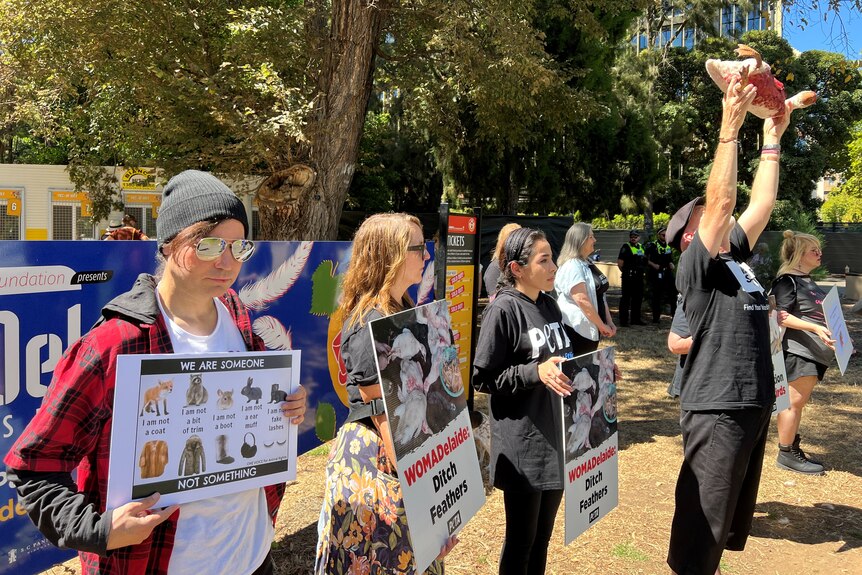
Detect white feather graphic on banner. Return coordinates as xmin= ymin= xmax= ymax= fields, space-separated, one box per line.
xmin=239 ymin=241 xmax=314 ymax=310
xmin=416 ymin=261 xmax=435 ymax=304
xmin=253 ymin=316 xmax=293 ymax=350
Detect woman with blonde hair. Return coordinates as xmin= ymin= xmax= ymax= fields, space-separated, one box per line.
xmin=770 ymin=230 xmax=835 ymax=475
xmin=315 ymin=213 xmax=456 ymax=574
xmin=484 ymin=222 xmax=521 ymax=300
xmin=555 ymin=222 xmax=615 ymax=356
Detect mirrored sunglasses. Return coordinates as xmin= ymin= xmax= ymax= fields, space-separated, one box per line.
xmin=195 ymin=237 xmax=256 ymax=262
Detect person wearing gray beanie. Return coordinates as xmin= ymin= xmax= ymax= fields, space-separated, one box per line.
xmin=5 ymin=168 xmax=308 ymax=574
xmin=156 ymin=170 xmax=249 ymax=247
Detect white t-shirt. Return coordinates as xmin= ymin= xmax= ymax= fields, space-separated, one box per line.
xmin=157 ymin=292 xmax=274 ymax=575
xmin=554 ymin=258 xmax=599 ymax=341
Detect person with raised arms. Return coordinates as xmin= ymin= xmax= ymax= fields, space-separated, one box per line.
xmin=664 ymin=76 xmax=792 ymax=575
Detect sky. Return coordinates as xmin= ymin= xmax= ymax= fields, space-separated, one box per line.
xmin=782 ymin=2 xmax=862 ymax=59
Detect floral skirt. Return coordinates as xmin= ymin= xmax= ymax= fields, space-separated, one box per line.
xmin=315 ymin=421 xmax=444 ymax=575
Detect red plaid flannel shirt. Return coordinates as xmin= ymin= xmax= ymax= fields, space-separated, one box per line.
xmin=4 ymin=287 xmax=285 ymax=575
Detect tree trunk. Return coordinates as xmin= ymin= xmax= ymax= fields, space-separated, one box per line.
xmin=257 ymin=0 xmax=388 ymax=240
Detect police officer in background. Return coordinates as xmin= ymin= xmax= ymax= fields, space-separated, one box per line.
xmin=617 ymin=229 xmax=647 ymax=326
xmin=646 ymin=226 xmax=677 ymax=323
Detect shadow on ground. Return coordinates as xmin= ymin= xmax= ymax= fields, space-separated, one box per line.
xmin=752 ymin=501 xmax=862 ymax=552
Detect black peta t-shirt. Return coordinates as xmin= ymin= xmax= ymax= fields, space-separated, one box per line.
xmin=675 ymin=224 xmax=774 ymax=410
xmin=473 ymin=287 xmax=573 ymax=491
xmin=771 ymin=274 xmax=833 ymax=366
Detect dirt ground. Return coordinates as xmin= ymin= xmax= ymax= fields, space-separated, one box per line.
xmin=41 ymin=289 xmax=862 ymax=575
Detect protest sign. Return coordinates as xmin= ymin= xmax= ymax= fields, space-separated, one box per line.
xmin=768 ymin=296 xmax=790 ymax=414
xmin=106 ymin=350 xmax=299 ymax=509
xmin=822 ymin=287 xmax=854 ymax=375
xmin=369 ymin=300 xmax=485 ymax=573
xmin=561 ymin=347 xmax=619 ymax=544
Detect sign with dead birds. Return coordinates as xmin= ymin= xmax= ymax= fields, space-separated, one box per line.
xmin=561 ymin=346 xmax=619 ymax=544
xmin=369 ymin=300 xmax=485 ymax=574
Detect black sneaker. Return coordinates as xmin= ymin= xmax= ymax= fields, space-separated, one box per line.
xmin=776 ymin=446 xmax=825 ymax=475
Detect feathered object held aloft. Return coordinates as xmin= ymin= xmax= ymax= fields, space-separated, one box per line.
xmin=705 ymin=44 xmax=816 ymax=119
xmin=239 ymin=241 xmax=314 ymax=310
xmin=252 ymin=316 xmax=293 ymax=350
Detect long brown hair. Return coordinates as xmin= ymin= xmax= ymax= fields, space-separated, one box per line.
xmin=492 ymin=223 xmax=521 ymax=264
xmin=341 ymin=213 xmax=422 ymax=328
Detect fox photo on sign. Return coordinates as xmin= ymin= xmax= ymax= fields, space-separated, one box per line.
xmin=561 ymin=346 xmax=619 ymax=545
xmin=369 ymin=300 xmax=485 ymax=574
xmin=106 ymin=350 xmax=300 ymax=509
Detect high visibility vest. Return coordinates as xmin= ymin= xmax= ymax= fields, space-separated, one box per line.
xmin=626 ymin=242 xmax=645 ymax=257
xmin=655 ymin=241 xmax=672 ymax=255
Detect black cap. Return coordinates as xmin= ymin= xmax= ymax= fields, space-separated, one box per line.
xmin=667 ymin=197 xmax=705 ymax=250
xmin=629 ymin=229 xmax=640 ymax=237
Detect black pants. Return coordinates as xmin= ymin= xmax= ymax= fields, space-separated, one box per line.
xmin=251 ymin=553 xmax=274 ymax=575
xmin=619 ymin=272 xmax=644 ymax=325
xmin=667 ymin=408 xmax=771 ymax=575
xmin=650 ymin=271 xmax=677 ymax=322
xmin=500 ymin=488 xmax=563 ymax=575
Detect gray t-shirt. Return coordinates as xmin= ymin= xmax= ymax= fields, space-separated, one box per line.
xmin=676 ymin=225 xmax=774 ymax=411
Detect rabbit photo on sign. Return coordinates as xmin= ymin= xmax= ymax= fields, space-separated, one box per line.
xmin=185 ymin=373 xmax=209 ymax=407
xmin=178 ymin=435 xmax=206 ymax=476
xmin=138 ymin=440 xmax=169 ymax=479
xmin=241 ymin=377 xmax=262 ymax=404
xmin=139 ymin=379 xmax=173 ymax=417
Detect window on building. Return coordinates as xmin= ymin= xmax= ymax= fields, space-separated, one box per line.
xmin=684 ymin=27 xmax=696 ymax=49
xmin=0 ymin=192 xmax=22 ymax=240
xmin=734 ymin=4 xmax=746 ymax=34
xmin=0 ymin=210 xmax=21 ymax=240
xmin=52 ymin=204 xmax=94 ymax=239
xmin=123 ymin=206 xmax=156 ymax=237
xmin=721 ymin=6 xmax=735 ymax=37
xmin=52 ymin=204 xmax=75 ymax=240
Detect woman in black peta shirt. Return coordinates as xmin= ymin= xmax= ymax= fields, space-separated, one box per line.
xmin=473 ymin=227 xmax=574 ymax=575
xmin=770 ymin=230 xmax=835 ymax=475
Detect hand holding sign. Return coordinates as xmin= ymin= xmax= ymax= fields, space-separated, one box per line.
xmin=107 ymin=493 xmax=178 ymax=550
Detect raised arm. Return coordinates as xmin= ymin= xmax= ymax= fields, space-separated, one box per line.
xmin=737 ymin=102 xmax=792 ymax=247
xmin=700 ymin=77 xmax=757 ymax=257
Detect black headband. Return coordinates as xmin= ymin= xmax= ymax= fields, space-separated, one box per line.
xmin=504 ymin=227 xmax=534 ymax=266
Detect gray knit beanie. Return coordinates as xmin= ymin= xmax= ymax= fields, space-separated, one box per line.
xmin=157 ymin=170 xmax=249 ymax=247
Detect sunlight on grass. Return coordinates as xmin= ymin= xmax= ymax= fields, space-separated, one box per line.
xmin=308 ymin=444 xmax=330 ymax=456
xmin=610 ymin=541 xmax=649 ymax=561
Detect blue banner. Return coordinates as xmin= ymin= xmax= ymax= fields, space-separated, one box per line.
xmin=0 ymin=239 xmax=435 ymax=575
